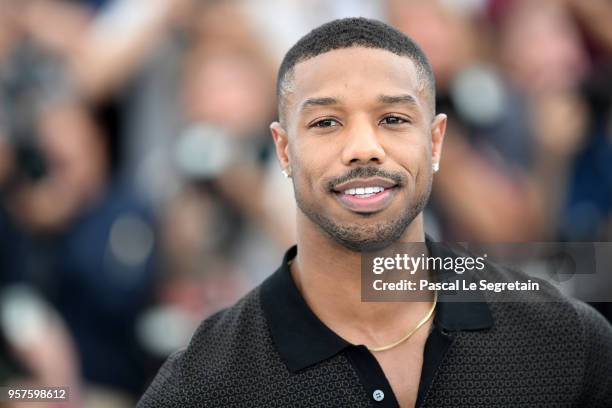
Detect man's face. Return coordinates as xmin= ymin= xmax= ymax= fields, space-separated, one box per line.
xmin=271 ymin=47 xmax=446 ymax=251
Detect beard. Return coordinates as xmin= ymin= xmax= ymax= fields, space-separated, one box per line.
xmin=293 ymin=166 xmax=432 ymax=252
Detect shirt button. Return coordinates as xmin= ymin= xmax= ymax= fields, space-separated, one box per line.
xmin=372 ymin=389 xmax=385 ymax=402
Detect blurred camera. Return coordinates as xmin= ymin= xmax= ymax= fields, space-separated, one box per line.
xmin=0 ymin=43 xmax=68 ymax=183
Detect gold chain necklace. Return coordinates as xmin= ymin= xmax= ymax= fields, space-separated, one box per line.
xmin=287 ymin=259 xmax=438 ymax=353
xmin=367 ymin=290 xmax=438 ymax=352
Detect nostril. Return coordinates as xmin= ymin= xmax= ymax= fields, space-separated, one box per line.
xmin=349 ymin=157 xmax=382 ymax=165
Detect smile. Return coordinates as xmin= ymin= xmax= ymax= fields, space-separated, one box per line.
xmin=342 ymin=186 xmax=385 ymax=197
xmin=332 ymin=178 xmax=399 ymax=214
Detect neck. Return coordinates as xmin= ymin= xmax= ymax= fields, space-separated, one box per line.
xmin=291 ymin=212 xmax=435 ymax=347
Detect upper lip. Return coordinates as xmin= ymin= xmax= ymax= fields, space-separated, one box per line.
xmin=332 ymin=177 xmax=397 ymax=192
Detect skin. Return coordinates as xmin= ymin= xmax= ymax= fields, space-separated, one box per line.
xmin=270 ymin=46 xmax=447 ymax=407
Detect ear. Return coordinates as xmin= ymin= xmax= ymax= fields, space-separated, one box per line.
xmin=431 ymin=113 xmax=447 ymax=172
xmin=270 ymin=121 xmax=291 ymax=173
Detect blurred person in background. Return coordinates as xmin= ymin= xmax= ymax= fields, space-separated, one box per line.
xmin=492 ymin=0 xmax=612 ymax=320
xmin=0 ymin=0 xmax=188 ymax=404
xmin=147 ymin=0 xmax=298 ymax=337
xmin=493 ymin=0 xmax=593 ymax=240
xmin=0 ymin=23 xmax=160 ymax=398
xmin=29 ymin=0 xmax=304 ymax=395
xmin=2 ymin=0 xmax=299 ymax=399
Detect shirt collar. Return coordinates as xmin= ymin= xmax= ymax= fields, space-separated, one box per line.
xmin=260 ymin=238 xmax=494 ymax=373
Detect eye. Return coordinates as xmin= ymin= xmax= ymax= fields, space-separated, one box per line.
xmin=379 ymin=115 xmax=410 ymax=125
xmin=309 ymin=118 xmax=340 ymax=128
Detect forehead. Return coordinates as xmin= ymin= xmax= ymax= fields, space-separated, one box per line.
xmin=288 ymin=47 xmax=424 ymax=113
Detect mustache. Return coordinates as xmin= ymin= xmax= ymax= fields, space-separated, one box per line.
xmin=325 ymin=166 xmax=406 ymax=191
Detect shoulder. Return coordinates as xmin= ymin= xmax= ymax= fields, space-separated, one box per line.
xmin=137 ymin=287 xmax=276 ymax=407
xmin=177 ymin=286 xmax=270 ymax=371
xmin=568 ymin=298 xmax=612 ymax=397
xmin=477 ymin=261 xmax=609 ymax=330
xmin=182 ymin=286 xmax=269 ymax=362
xmin=478 ymin=262 xmax=612 ymax=389
xmin=443 ymin=260 xmax=612 ymax=403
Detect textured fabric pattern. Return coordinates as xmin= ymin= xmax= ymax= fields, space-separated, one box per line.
xmin=138 ymin=264 xmax=612 ymax=407
xmin=421 ymin=300 xmax=606 ymax=407
xmin=419 ymin=265 xmax=612 ymax=408
xmin=138 ymin=290 xmax=371 ymax=407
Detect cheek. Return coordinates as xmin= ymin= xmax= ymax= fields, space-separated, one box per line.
xmin=292 ymin=158 xmax=326 ymax=196
xmin=416 ymin=144 xmax=433 ymax=185
xmin=290 ymin=139 xmax=336 ymax=190
xmin=392 ymin=139 xmax=431 ymax=175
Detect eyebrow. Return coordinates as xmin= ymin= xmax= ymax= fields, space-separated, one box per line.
xmin=298 ymin=94 xmax=419 ymax=113
xmin=299 ymin=97 xmax=339 ymax=112
xmin=377 ymin=94 xmax=419 ymax=107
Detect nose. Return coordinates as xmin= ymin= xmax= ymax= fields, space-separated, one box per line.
xmin=340 ymin=122 xmax=386 ymax=166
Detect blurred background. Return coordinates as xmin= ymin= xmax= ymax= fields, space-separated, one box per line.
xmin=0 ymin=0 xmax=610 ymax=406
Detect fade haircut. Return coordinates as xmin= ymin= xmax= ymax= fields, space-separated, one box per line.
xmin=276 ymin=17 xmax=436 ymax=125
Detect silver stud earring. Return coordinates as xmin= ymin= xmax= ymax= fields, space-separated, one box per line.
xmin=432 ymin=162 xmax=439 ymax=173
xmin=282 ymin=169 xmax=291 ymax=178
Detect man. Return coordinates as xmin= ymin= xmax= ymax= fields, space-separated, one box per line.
xmin=139 ymin=18 xmax=612 ymax=407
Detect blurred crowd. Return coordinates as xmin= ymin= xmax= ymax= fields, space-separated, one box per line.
xmin=0 ymin=0 xmax=611 ymax=406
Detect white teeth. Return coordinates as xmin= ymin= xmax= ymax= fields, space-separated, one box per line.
xmin=342 ymin=186 xmax=385 ymax=195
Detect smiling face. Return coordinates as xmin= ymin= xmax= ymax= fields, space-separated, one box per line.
xmin=271 ymin=46 xmax=446 ymax=251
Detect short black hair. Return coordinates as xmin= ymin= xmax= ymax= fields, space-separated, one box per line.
xmin=276 ymin=17 xmax=436 ymax=124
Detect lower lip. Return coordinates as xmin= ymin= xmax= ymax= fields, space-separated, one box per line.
xmin=333 ymin=187 xmax=397 ymax=214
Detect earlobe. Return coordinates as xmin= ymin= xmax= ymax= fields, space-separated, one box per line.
xmin=270 ymin=121 xmax=291 ymax=174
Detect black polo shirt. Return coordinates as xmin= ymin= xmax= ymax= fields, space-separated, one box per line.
xmin=138 ymin=243 xmax=612 ymax=407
